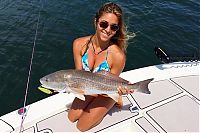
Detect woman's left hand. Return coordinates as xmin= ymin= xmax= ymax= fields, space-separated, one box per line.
xmin=117 ymin=86 xmax=134 ymax=96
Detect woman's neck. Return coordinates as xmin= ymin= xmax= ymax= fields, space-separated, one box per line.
xmin=92 ymin=34 xmax=110 ymax=50
xmin=91 ymin=34 xmax=110 ymax=55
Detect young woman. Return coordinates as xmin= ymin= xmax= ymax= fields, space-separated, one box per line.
xmin=68 ymin=2 xmax=133 ymax=131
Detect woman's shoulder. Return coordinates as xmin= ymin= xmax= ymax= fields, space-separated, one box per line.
xmin=73 ymin=35 xmax=92 ymax=47
xmin=109 ymin=44 xmax=125 ymax=58
xmin=73 ymin=35 xmax=93 ymax=56
xmin=108 ymin=44 xmax=126 ymax=67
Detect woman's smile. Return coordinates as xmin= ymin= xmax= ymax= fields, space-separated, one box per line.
xmin=97 ymin=13 xmax=119 ymax=42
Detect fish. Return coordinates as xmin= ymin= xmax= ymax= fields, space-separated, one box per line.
xmin=40 ymin=69 xmax=153 ymax=102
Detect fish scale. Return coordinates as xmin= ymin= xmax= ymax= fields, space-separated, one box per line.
xmin=69 ymin=77 xmax=118 ymax=93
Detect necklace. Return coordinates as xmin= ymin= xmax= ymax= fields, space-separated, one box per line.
xmin=91 ymin=40 xmax=109 ymax=55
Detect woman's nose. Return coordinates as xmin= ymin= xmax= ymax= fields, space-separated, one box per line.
xmin=105 ymin=26 xmax=112 ymax=34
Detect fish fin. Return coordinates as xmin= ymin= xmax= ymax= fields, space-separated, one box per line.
xmin=69 ymin=86 xmax=85 ymax=101
xmin=58 ymin=88 xmax=67 ymax=93
xmin=69 ymin=87 xmax=84 ymax=95
xmin=74 ymin=94 xmax=85 ymax=101
xmin=107 ymin=93 xmax=120 ymax=102
xmin=66 ymin=80 xmax=85 ymax=99
xmin=134 ymin=78 xmax=154 ymax=94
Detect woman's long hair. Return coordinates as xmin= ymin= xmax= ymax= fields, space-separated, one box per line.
xmin=95 ymin=2 xmax=128 ymax=52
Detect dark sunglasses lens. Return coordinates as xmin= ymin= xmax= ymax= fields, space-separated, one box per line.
xmin=99 ymin=21 xmax=119 ymax=31
xmin=111 ymin=24 xmax=119 ymax=31
xmin=99 ymin=21 xmax=108 ymax=29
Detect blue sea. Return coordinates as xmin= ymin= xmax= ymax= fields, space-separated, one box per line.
xmin=0 ymin=0 xmax=199 ymax=116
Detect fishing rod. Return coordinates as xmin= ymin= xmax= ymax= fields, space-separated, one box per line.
xmin=19 ymin=1 xmax=43 ymax=132
xmin=154 ymin=47 xmax=199 ymax=63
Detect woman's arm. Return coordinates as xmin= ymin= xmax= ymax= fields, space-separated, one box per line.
xmin=109 ymin=45 xmax=126 ymax=76
xmin=73 ymin=38 xmax=83 ymax=70
xmin=109 ymin=46 xmax=134 ymax=95
xmin=110 ymin=51 xmax=126 ymax=76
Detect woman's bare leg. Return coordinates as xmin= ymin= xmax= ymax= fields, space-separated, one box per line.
xmin=76 ymin=95 xmax=116 ymax=132
xmin=68 ymin=95 xmax=97 ymax=122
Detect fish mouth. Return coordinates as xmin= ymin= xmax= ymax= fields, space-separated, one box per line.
xmin=40 ymin=80 xmax=53 ymax=90
xmin=40 ymin=78 xmax=51 ymax=89
xmin=39 ymin=78 xmax=45 ymax=85
xmin=40 ymin=81 xmax=66 ymax=92
xmin=41 ymin=84 xmax=52 ymax=90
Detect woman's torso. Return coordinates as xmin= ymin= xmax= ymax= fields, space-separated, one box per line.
xmin=81 ymin=35 xmax=111 ymax=73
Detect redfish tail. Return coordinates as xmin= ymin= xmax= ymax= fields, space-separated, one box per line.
xmin=133 ymin=78 xmax=154 ymax=94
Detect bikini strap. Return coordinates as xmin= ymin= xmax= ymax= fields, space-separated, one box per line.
xmin=105 ymin=48 xmax=109 ymax=60
xmin=82 ymin=35 xmax=94 ymax=56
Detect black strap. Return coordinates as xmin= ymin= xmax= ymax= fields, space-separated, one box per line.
xmin=82 ymin=35 xmax=94 ymax=56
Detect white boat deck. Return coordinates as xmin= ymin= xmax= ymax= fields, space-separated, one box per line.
xmin=0 ymin=62 xmax=199 ymax=132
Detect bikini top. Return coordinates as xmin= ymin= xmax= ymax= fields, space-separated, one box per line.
xmin=81 ymin=36 xmax=110 ymax=73
xmin=82 ymin=49 xmax=110 ymax=73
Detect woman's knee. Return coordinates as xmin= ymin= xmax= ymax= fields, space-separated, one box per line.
xmin=76 ymin=110 xmax=106 ymax=132
xmin=68 ymin=95 xmax=97 ymax=122
xmin=77 ymin=116 xmax=104 ymax=132
xmin=68 ymin=109 xmax=82 ymax=122
xmin=76 ymin=117 xmax=94 ymax=132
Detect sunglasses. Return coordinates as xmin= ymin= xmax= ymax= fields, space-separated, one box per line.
xmin=99 ymin=21 xmax=119 ymax=32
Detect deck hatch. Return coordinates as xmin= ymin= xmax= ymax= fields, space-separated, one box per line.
xmin=171 ymin=75 xmax=199 ymax=100
xmin=130 ymin=80 xmax=183 ymax=109
xmin=147 ymin=95 xmax=199 ymax=132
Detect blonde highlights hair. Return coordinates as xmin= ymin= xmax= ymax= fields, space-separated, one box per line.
xmin=95 ymin=2 xmax=128 ymax=51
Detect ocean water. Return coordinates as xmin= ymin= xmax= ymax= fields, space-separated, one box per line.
xmin=0 ymin=0 xmax=199 ymax=116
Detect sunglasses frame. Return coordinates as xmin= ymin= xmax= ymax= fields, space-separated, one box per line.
xmin=99 ymin=20 xmax=119 ymax=32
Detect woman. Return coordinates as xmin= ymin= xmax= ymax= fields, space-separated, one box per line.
xmin=68 ymin=2 xmax=133 ymax=131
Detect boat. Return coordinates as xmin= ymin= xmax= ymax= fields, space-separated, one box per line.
xmin=0 ymin=48 xmax=199 ymax=132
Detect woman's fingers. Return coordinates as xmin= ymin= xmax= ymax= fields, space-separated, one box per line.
xmin=117 ymin=87 xmax=122 ymax=95
xmin=117 ymin=86 xmax=134 ymax=95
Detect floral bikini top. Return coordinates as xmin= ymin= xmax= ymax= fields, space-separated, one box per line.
xmin=81 ymin=35 xmax=110 ymax=73
xmin=82 ymin=49 xmax=110 ymax=73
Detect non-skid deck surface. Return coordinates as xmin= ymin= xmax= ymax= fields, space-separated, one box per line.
xmin=171 ymin=75 xmax=199 ymax=100
xmin=131 ymin=79 xmax=183 ymax=109
xmin=132 ymin=75 xmax=199 ymax=132
xmin=36 ymin=96 xmax=138 ymax=132
xmin=135 ymin=117 xmax=158 ymax=132
xmin=36 ymin=75 xmax=199 ymax=132
xmin=147 ymin=95 xmax=199 ymax=132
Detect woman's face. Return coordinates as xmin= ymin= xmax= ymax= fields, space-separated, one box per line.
xmin=96 ymin=13 xmax=119 ymax=43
